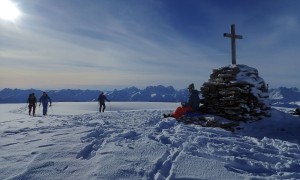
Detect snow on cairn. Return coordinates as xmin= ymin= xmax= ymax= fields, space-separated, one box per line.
xmin=201 ymin=64 xmax=271 ymax=121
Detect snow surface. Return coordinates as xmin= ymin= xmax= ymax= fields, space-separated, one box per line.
xmin=1 ymin=102 xmax=300 ymax=180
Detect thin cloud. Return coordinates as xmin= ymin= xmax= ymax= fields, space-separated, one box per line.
xmin=1 ymin=0 xmax=300 ymax=89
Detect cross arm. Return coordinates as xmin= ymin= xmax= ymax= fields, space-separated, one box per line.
xmin=234 ymin=35 xmax=243 ymax=39
xmin=223 ymin=33 xmax=243 ymax=39
xmin=223 ymin=33 xmax=232 ymax=37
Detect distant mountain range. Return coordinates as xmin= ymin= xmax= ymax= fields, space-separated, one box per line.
xmin=0 ymin=86 xmax=299 ymax=107
xmin=0 ymin=85 xmax=188 ymax=103
xmin=269 ymin=87 xmax=300 ymax=108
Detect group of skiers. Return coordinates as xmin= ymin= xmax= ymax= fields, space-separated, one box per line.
xmin=26 ymin=84 xmax=300 ymax=119
xmin=26 ymin=83 xmax=199 ymax=118
xmin=27 ymin=92 xmax=52 ymax=116
xmin=27 ymin=92 xmax=111 ymax=116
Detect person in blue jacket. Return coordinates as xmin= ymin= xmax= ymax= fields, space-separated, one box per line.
xmin=39 ymin=92 xmax=52 ymax=115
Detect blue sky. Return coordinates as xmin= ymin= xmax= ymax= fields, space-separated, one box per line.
xmin=0 ymin=0 xmax=299 ymax=90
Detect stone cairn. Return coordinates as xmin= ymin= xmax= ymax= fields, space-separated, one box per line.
xmin=200 ymin=64 xmax=271 ymax=121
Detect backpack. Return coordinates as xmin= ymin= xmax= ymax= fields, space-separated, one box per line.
xmin=28 ymin=95 xmax=36 ymax=104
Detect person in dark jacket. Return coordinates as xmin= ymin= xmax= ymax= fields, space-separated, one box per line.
xmin=97 ymin=92 xmax=110 ymax=112
xmin=164 ymin=83 xmax=201 ymax=119
xmin=27 ymin=93 xmax=37 ymax=116
xmin=39 ymin=92 xmax=52 ymax=115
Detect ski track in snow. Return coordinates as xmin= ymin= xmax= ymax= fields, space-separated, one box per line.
xmin=1 ymin=103 xmax=300 ymax=179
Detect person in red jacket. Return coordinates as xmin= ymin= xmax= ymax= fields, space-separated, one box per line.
xmin=164 ymin=83 xmax=201 ymax=119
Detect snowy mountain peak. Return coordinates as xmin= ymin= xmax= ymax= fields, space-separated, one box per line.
xmin=269 ymin=87 xmax=300 ymax=101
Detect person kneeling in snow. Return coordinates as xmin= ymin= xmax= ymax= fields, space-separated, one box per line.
xmin=164 ymin=83 xmax=201 ymax=119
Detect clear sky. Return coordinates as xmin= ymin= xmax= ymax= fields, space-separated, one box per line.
xmin=0 ymin=0 xmax=299 ymax=90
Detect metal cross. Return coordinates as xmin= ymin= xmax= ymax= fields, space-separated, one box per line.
xmin=224 ymin=24 xmax=243 ymax=65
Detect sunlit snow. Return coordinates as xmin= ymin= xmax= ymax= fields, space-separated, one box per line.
xmin=1 ymin=102 xmax=300 ymax=179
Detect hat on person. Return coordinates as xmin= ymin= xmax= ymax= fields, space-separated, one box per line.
xmin=188 ymin=83 xmax=195 ymax=90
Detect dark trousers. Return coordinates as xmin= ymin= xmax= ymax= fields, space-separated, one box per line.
xmin=99 ymin=103 xmax=106 ymax=112
xmin=42 ymin=102 xmax=48 ymax=115
xmin=28 ymin=104 xmax=36 ymax=116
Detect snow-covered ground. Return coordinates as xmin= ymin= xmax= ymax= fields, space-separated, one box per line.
xmin=1 ymin=102 xmax=300 ymax=180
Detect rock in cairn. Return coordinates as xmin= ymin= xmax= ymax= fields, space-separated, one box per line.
xmin=200 ymin=64 xmax=271 ymax=121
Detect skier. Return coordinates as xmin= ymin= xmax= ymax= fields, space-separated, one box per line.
xmin=27 ymin=93 xmax=37 ymax=116
xmin=164 ymin=83 xmax=201 ymax=119
xmin=39 ymin=92 xmax=52 ymax=115
xmin=97 ymin=92 xmax=110 ymax=112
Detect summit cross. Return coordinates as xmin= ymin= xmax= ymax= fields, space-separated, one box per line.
xmin=223 ymin=24 xmax=243 ymax=65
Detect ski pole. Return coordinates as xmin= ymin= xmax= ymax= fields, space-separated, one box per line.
xmin=50 ymin=104 xmax=54 ymax=114
xmin=37 ymin=104 xmax=40 ymax=115
xmin=24 ymin=104 xmax=28 ymax=115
